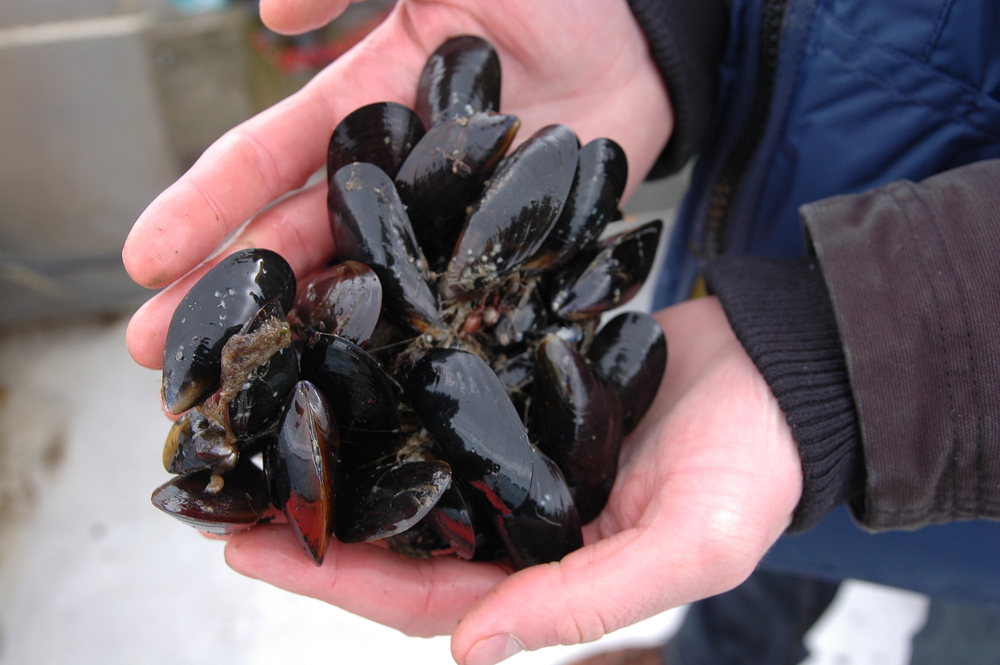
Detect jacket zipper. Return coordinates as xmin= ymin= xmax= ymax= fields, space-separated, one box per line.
xmin=703 ymin=0 xmax=789 ymax=258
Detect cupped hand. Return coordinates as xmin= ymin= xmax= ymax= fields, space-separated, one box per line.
xmin=223 ymin=297 xmax=804 ymax=665
xmin=121 ymin=0 xmax=672 ymax=371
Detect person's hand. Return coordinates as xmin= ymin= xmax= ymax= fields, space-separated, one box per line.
xmin=121 ymin=0 xmax=672 ymax=371
xmin=222 ymin=297 xmax=804 ymax=665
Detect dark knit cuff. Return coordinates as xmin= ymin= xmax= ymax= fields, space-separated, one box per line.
xmin=704 ymin=256 xmax=866 ymax=532
xmin=627 ymin=0 xmax=728 ymax=178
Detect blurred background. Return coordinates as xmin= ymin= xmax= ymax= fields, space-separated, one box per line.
xmin=0 ymin=0 xmax=926 ymax=663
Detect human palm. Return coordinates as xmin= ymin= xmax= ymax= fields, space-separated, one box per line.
xmin=222 ymin=298 xmax=803 ymax=663
xmin=121 ymin=0 xmax=670 ymax=370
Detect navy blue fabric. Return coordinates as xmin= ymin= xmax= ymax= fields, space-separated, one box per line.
xmin=760 ymin=506 xmax=1000 ymax=607
xmin=653 ymin=0 xmax=1000 ymax=308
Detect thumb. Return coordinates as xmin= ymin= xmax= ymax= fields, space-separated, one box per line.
xmin=450 ymin=514 xmax=751 ymax=665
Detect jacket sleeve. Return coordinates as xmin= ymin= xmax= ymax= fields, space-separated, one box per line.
xmin=803 ymin=158 xmax=1000 ymax=531
xmin=626 ymin=0 xmax=729 ymax=177
xmin=708 ymin=159 xmax=1000 ymax=532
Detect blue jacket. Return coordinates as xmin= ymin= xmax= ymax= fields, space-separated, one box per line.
xmin=635 ymin=0 xmax=1000 ymax=307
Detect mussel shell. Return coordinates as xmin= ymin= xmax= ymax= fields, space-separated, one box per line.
xmin=495 ymin=447 xmax=583 ymax=571
xmin=288 ymin=261 xmax=383 ymax=346
xmin=443 ymin=124 xmax=579 ymax=300
xmin=395 ymin=112 xmax=520 ymax=267
xmin=522 ymin=138 xmax=628 ymax=274
xmin=493 ymin=285 xmax=547 ymax=347
xmin=299 ymin=333 xmax=402 ymax=477
xmin=162 ymin=248 xmax=296 ymax=415
xmin=402 ymin=348 xmax=533 ymax=514
xmin=162 ymin=407 xmax=236 ymax=475
xmin=328 ymin=162 xmax=442 ymax=332
xmin=223 ymin=300 xmax=299 ymax=440
xmin=424 ymin=479 xmax=506 ymax=561
xmin=385 ymin=519 xmax=452 ymax=558
xmin=150 ymin=459 xmax=271 ymax=535
xmin=587 ymin=311 xmax=667 ymax=434
xmin=327 ymin=102 xmax=425 ymax=179
xmin=415 ymin=35 xmax=501 ymax=128
xmin=550 ymin=220 xmax=663 ymax=321
xmin=530 ymin=333 xmax=623 ymax=524
xmin=335 ymin=460 xmax=452 ymax=544
xmin=265 ymin=380 xmax=339 ymax=566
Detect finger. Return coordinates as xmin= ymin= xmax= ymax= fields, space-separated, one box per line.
xmin=122 ymin=15 xmax=424 ymax=290
xmin=259 ymin=0 xmax=352 ymax=35
xmin=125 ymin=181 xmax=333 ymax=369
xmin=225 ymin=523 xmax=510 ymax=637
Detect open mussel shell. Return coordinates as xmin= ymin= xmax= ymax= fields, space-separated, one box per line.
xmin=288 ymin=261 xmax=383 ymax=346
xmin=395 ymin=112 xmax=520 ymax=267
xmin=299 ymin=333 xmax=402 ymax=477
xmin=222 ymin=300 xmax=298 ymax=440
xmin=415 ymin=35 xmax=501 ymax=128
xmin=523 ymin=138 xmax=628 ymax=274
xmin=422 ymin=479 xmax=507 ymax=561
xmin=443 ymin=124 xmax=579 ymax=299
xmin=327 ymin=101 xmax=425 ymax=179
xmin=151 ymin=458 xmax=271 ymax=535
xmin=493 ymin=283 xmax=547 ymax=347
xmin=328 ymin=162 xmax=442 ymax=332
xmin=588 ymin=311 xmax=667 ymax=434
xmin=529 ymin=333 xmax=624 ymax=524
xmin=385 ymin=519 xmax=452 ymax=558
xmin=550 ymin=219 xmax=663 ymax=321
xmin=265 ymin=380 xmax=339 ymax=566
xmin=162 ymin=407 xmax=237 ymax=475
xmin=402 ymin=348 xmax=533 ymax=515
xmin=162 ymin=248 xmax=296 ymax=415
xmin=335 ymin=460 xmax=452 ymax=544
xmin=496 ymin=448 xmax=583 ymax=571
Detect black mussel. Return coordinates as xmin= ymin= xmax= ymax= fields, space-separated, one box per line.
xmin=493 ymin=284 xmax=547 ymax=347
xmin=402 ymin=348 xmax=533 ymax=515
xmin=221 ymin=301 xmax=298 ymax=440
xmin=550 ymin=220 xmax=663 ymax=321
xmin=415 ymin=35 xmax=501 ymax=128
xmin=335 ymin=460 xmax=452 ymax=543
xmin=162 ymin=407 xmax=236 ymax=475
xmin=328 ymin=162 xmax=442 ymax=332
xmin=443 ymin=125 xmax=579 ymax=299
xmin=162 ymin=248 xmax=296 ymax=415
xmin=523 ymin=138 xmax=628 ymax=274
xmin=385 ymin=519 xmax=452 ymax=558
xmin=151 ymin=458 xmax=271 ymax=535
xmin=588 ymin=312 xmax=667 ymax=434
xmin=529 ymin=333 xmax=623 ymax=524
xmin=424 ymin=479 xmax=506 ymax=561
xmin=288 ymin=261 xmax=383 ymax=345
xmin=266 ymin=380 xmax=339 ymax=566
xmin=299 ymin=333 xmax=402 ymax=477
xmin=496 ymin=448 xmax=583 ymax=570
xmin=328 ymin=102 xmax=425 ymax=179
xmin=395 ymin=112 xmax=520 ymax=267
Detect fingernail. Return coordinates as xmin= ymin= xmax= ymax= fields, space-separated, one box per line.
xmin=465 ymin=634 xmax=525 ymax=665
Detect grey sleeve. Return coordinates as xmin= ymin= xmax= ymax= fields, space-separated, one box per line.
xmin=804 ymin=158 xmax=1000 ymax=529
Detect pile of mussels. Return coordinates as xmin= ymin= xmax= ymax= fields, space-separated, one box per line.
xmin=151 ymin=35 xmax=667 ymax=570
